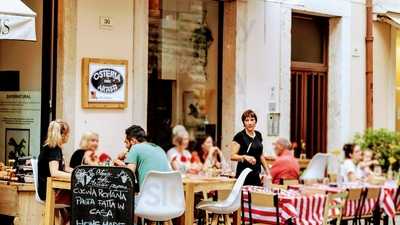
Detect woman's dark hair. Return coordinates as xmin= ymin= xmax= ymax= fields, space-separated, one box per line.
xmin=125 ymin=125 xmax=147 ymax=142
xmin=343 ymin=143 xmax=355 ymax=159
xmin=241 ymin=109 xmax=257 ymax=124
xmin=196 ymin=135 xmax=220 ymax=163
xmin=195 ymin=136 xmax=214 ymax=151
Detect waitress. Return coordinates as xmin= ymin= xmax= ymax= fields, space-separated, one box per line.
xmin=231 ymin=110 xmax=269 ymax=186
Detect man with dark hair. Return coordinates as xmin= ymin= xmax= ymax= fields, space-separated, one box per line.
xmin=124 ymin=125 xmax=171 ymax=189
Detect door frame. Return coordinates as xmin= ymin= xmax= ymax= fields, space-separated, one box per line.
xmin=41 ymin=0 xmax=60 ymax=143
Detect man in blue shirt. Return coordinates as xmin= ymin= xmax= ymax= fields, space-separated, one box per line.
xmin=124 ymin=125 xmax=171 ymax=189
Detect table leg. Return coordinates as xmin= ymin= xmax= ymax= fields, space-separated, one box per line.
xmin=44 ymin=178 xmax=55 ymax=225
xmin=184 ymin=184 xmax=195 ymax=225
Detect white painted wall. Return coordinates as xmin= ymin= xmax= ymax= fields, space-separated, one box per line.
xmin=57 ymin=0 xmax=399 ymax=168
xmin=61 ymin=0 xmax=138 ymax=160
xmin=234 ymin=0 xmax=353 ymax=157
xmin=233 ymin=0 xmax=398 ymax=168
xmin=373 ymin=22 xmax=396 ymax=130
xmin=349 ymin=2 xmax=366 ymax=136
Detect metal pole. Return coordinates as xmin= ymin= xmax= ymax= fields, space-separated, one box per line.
xmin=366 ymin=0 xmax=374 ymax=129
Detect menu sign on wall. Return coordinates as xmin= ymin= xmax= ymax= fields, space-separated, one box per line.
xmin=0 ymin=92 xmax=41 ymax=162
xmin=71 ymin=166 xmax=134 ymax=225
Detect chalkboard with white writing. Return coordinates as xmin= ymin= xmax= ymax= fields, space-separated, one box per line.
xmin=71 ymin=166 xmax=134 ymax=225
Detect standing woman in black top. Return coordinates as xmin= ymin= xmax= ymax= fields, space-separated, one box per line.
xmin=38 ymin=119 xmax=72 ymax=211
xmin=231 ymin=110 xmax=270 ymax=186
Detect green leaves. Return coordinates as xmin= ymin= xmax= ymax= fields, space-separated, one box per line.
xmin=354 ymin=129 xmax=400 ymax=172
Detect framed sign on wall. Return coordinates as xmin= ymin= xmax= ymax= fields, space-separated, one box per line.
xmin=82 ymin=58 xmax=128 ymax=109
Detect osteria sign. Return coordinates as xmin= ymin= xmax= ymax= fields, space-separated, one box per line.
xmin=88 ymin=63 xmax=126 ymax=103
xmin=82 ymin=58 xmax=128 ymax=108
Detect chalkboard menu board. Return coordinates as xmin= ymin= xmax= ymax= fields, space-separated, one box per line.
xmin=71 ymin=166 xmax=134 ymax=225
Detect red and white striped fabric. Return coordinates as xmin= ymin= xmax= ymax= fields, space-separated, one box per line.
xmin=380 ymin=187 xmax=397 ymax=218
xmin=288 ymin=184 xmax=397 ymax=218
xmin=242 ymin=186 xmax=327 ymax=225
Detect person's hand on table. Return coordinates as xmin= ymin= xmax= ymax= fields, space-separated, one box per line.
xmin=264 ymin=155 xmax=276 ymax=161
xmin=244 ymin=155 xmax=256 ymax=165
xmin=113 ymin=159 xmax=126 ymax=167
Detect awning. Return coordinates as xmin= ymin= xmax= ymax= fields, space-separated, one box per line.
xmin=0 ymin=0 xmax=36 ymax=41
xmin=374 ymin=0 xmax=400 ymax=29
xmin=377 ymin=12 xmax=400 ymax=29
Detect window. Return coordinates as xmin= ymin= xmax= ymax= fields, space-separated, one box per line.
xmin=147 ymin=0 xmax=220 ymax=149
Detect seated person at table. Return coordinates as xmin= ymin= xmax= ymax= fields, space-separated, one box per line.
xmin=188 ymin=151 xmax=203 ymax=174
xmin=69 ymin=131 xmax=100 ymax=168
xmin=38 ymin=120 xmax=72 ymax=224
xmin=167 ymin=128 xmax=192 ymax=173
xmin=198 ymin=136 xmax=227 ymax=170
xmin=340 ymin=143 xmax=363 ymax=183
xmin=358 ymin=149 xmax=379 ymax=177
xmin=124 ymin=125 xmax=171 ymax=189
xmin=270 ymin=137 xmax=300 ymax=184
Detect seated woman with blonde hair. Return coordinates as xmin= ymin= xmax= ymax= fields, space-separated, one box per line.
xmin=70 ymin=131 xmax=100 ymax=168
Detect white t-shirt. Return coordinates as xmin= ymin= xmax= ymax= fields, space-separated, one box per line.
xmin=167 ymin=147 xmax=192 ymax=173
xmin=340 ymin=159 xmax=363 ymax=183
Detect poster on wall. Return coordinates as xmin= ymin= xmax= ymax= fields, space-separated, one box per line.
xmin=5 ymin=128 xmax=30 ymax=162
xmin=0 ymin=92 xmax=41 ymax=163
xmin=82 ymin=58 xmax=128 ymax=109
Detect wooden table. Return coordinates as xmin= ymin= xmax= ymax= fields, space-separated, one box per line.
xmin=44 ymin=176 xmax=239 ymax=225
xmin=0 ymin=180 xmax=43 ymax=225
xmin=182 ymin=176 xmax=238 ymax=225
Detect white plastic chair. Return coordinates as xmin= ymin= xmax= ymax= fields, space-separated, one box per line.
xmin=300 ymin=153 xmax=330 ymax=180
xmin=31 ymin=158 xmax=69 ymax=208
xmin=196 ymin=168 xmax=252 ymax=224
xmin=135 ymin=171 xmax=185 ymax=223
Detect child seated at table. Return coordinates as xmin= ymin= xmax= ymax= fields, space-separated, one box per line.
xmin=358 ymin=149 xmax=379 ymax=177
xmin=188 ymin=151 xmax=203 ymax=174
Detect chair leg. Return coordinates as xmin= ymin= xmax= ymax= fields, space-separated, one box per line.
xmin=211 ymin=214 xmax=219 ymax=225
xmin=54 ymin=209 xmax=60 ymax=225
xmin=224 ymin=215 xmax=231 ymax=225
xmin=163 ymin=220 xmax=173 ymax=225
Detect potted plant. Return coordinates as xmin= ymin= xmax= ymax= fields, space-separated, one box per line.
xmin=354 ymin=128 xmax=400 ymax=173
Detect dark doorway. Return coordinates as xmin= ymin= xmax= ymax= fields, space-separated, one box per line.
xmin=147 ymin=79 xmax=173 ymax=151
xmin=290 ymin=13 xmax=328 ymax=158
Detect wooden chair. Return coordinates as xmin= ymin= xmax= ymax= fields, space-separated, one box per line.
xmin=280 ymin=178 xmax=299 ymax=186
xmin=359 ymin=187 xmax=380 ymax=225
xmin=322 ymin=191 xmax=348 ymax=225
xmin=248 ymin=191 xmax=279 ymax=225
xmin=271 ymin=183 xmax=288 ymax=190
xmin=341 ymin=188 xmax=364 ymax=225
